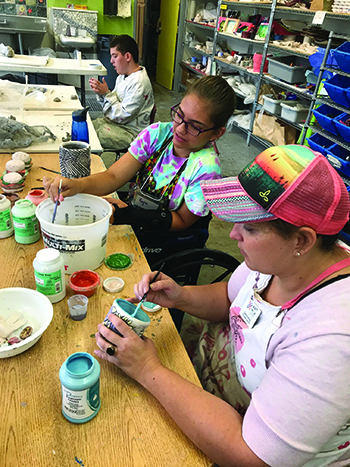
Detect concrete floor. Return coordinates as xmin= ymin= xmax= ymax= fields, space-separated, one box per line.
xmin=90 ymin=80 xmax=266 ymax=267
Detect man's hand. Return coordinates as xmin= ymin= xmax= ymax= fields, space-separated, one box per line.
xmin=89 ymin=77 xmax=109 ymax=96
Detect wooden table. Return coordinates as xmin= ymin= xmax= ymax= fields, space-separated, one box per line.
xmin=0 ymin=153 xmax=213 ymax=467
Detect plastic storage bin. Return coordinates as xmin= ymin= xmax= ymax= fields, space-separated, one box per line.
xmin=262 ymin=94 xmax=285 ymax=115
xmin=306 ymin=133 xmax=334 ymax=156
xmin=325 ymin=143 xmax=350 ymax=176
xmin=334 ymin=113 xmax=350 ymax=143
xmin=312 ymin=104 xmax=343 ymax=135
xmin=333 ymin=42 xmax=350 ymax=73
xmin=323 ymin=74 xmax=350 ymax=107
xmin=280 ymin=101 xmax=309 ymax=123
xmin=267 ymin=55 xmax=311 ymax=83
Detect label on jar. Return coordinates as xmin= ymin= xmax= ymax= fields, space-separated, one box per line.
xmin=0 ymin=209 xmax=12 ymax=231
xmin=61 ymin=380 xmax=100 ymax=420
xmin=34 ymin=269 xmax=63 ymax=295
xmin=12 ymin=214 xmax=39 ymax=237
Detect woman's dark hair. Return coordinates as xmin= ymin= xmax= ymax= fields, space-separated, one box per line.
xmin=185 ymin=75 xmax=236 ymax=128
xmin=109 ymin=35 xmax=139 ymax=64
xmin=268 ymin=218 xmax=339 ymax=252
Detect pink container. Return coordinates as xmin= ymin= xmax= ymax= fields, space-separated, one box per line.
xmin=253 ymin=53 xmax=269 ymax=73
xmin=25 ymin=189 xmax=48 ymax=206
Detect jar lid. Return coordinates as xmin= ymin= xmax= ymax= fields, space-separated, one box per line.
xmin=141 ymin=301 xmax=162 ymax=313
xmin=103 ymin=277 xmax=125 ymax=293
xmin=36 ymin=248 xmax=60 ymax=262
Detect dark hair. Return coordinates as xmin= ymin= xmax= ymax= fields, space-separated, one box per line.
xmin=109 ymin=35 xmax=139 ymax=63
xmin=184 ymin=75 xmax=236 ymax=128
xmin=268 ymin=218 xmax=338 ymax=252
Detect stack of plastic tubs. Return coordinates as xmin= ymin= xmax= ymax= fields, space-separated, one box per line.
xmin=312 ymin=104 xmax=344 ymax=135
xmin=306 ymin=133 xmax=334 ymax=156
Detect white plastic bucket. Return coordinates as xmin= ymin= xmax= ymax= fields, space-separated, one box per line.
xmin=36 ymin=194 xmax=112 ymax=274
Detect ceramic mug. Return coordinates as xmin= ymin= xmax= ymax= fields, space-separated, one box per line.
xmin=104 ymin=298 xmax=151 ymax=337
xmin=59 ymin=141 xmax=91 ymax=179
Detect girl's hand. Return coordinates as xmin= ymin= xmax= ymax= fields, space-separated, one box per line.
xmin=43 ymin=175 xmax=81 ymax=202
xmin=103 ymin=197 xmax=128 ymax=224
xmin=95 ymin=314 xmax=162 ymax=383
xmin=130 ymin=271 xmax=183 ymax=310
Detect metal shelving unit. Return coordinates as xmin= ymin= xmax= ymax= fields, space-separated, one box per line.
xmin=300 ymin=31 xmax=350 ymax=147
xmin=174 ymin=1 xmax=350 ymax=148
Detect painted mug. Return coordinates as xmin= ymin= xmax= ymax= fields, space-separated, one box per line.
xmin=104 ymin=298 xmax=151 ymax=337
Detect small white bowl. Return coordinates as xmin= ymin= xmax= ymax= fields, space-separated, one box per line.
xmin=0 ymin=288 xmax=53 ymax=358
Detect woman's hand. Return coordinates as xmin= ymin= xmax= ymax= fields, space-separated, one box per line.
xmin=95 ymin=315 xmax=162 ymax=383
xmin=43 ymin=175 xmax=82 ymax=202
xmin=131 ymin=271 xmax=183 ymax=310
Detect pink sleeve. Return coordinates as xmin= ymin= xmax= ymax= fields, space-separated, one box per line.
xmin=242 ymin=283 xmax=350 ymax=467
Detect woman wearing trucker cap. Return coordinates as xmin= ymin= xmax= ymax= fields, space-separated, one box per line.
xmin=95 ymin=145 xmax=350 ymax=467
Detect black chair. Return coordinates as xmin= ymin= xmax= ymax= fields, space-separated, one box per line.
xmin=152 ymin=248 xmax=241 ymax=331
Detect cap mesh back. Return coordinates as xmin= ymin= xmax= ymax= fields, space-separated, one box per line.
xmin=271 ymin=158 xmax=350 ymax=234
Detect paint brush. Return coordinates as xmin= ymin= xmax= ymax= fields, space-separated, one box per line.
xmin=131 ymin=262 xmax=165 ymax=317
xmin=52 ymin=179 xmax=63 ymax=224
xmin=39 ymin=167 xmax=61 ymax=175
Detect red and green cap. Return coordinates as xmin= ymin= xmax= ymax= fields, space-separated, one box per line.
xmin=201 ymin=145 xmax=350 ymax=235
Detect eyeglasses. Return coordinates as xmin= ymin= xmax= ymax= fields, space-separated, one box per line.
xmin=170 ymin=104 xmax=216 ymax=137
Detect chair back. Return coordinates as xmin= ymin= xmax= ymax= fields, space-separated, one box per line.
xmin=150 ymin=104 xmax=157 ymax=124
xmin=153 ymin=248 xmax=241 ymax=286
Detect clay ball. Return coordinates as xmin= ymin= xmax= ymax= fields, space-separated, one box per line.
xmin=3 ymin=172 xmax=23 ymax=184
xmin=12 ymin=151 xmax=31 ymax=163
xmin=6 ymin=159 xmax=25 ymax=172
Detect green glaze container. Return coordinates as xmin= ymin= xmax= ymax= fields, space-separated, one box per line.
xmin=59 ymin=352 xmax=100 ymax=424
xmin=12 ymin=199 xmax=40 ymax=244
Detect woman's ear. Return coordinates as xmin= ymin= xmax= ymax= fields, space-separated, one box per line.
xmin=294 ymin=227 xmax=318 ymax=256
xmin=211 ymin=127 xmax=226 ymax=141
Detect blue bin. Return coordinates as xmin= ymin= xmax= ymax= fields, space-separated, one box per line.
xmin=325 ymin=143 xmax=350 ymax=176
xmin=334 ymin=113 xmax=350 ymax=143
xmin=306 ymin=133 xmax=334 ymax=155
xmin=323 ymin=74 xmax=350 ymax=107
xmin=333 ymin=42 xmax=350 ymax=73
xmin=312 ymin=104 xmax=343 ymax=135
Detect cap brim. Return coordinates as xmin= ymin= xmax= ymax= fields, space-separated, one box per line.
xmin=201 ymin=177 xmax=276 ymax=224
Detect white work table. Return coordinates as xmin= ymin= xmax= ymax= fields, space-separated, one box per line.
xmin=0 ymin=54 xmax=107 ymax=106
xmin=0 ymin=109 xmax=102 ymax=154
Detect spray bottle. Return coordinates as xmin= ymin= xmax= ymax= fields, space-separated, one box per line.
xmin=71 ymin=107 xmax=89 ymax=143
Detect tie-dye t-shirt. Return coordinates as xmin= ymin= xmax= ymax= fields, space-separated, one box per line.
xmin=128 ymin=122 xmax=221 ymax=216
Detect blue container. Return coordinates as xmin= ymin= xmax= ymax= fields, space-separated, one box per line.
xmin=323 ymin=74 xmax=350 ymax=107
xmin=71 ymin=108 xmax=89 ymax=144
xmin=334 ymin=113 xmax=350 ymax=143
xmin=306 ymin=133 xmax=334 ymax=155
xmin=325 ymin=143 xmax=350 ymax=177
xmin=59 ymin=352 xmax=100 ymax=424
xmin=312 ymin=104 xmax=343 ymax=135
xmin=333 ymin=42 xmax=350 ymax=73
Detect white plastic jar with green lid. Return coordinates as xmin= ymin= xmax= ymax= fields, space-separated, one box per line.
xmin=33 ymin=248 xmax=66 ymax=303
xmin=0 ymin=194 xmax=14 ymax=238
xmin=12 ymin=199 xmax=40 ymax=244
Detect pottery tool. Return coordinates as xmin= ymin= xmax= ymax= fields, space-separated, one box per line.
xmin=51 ymin=178 xmax=62 ymax=224
xmin=131 ymin=262 xmax=165 ymax=317
xmin=31 ymin=187 xmax=44 ymax=190
xmin=39 ymin=167 xmax=61 ymax=175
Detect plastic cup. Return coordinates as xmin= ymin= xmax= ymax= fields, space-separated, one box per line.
xmin=68 ymin=294 xmax=88 ymax=321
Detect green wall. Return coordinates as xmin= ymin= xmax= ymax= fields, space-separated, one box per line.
xmin=47 ymin=0 xmax=134 ymax=35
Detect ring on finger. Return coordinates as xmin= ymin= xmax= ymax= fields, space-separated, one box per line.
xmin=106 ymin=345 xmax=117 ymax=356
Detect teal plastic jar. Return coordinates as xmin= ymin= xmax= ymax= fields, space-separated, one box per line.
xmin=59 ymin=352 xmax=101 ymax=424
xmin=12 ymin=199 xmax=40 ymax=244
